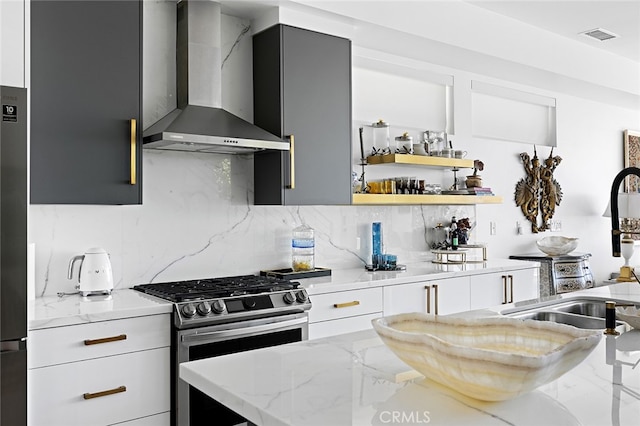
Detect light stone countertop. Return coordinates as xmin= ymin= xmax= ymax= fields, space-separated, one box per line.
xmin=180 ymin=282 xmax=640 ymax=426
xmin=28 ymin=289 xmax=173 ymax=330
xmin=28 ymin=259 xmax=537 ymax=330
xmin=299 ymin=259 xmax=539 ymax=295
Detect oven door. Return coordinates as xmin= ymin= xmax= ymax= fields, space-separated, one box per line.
xmin=175 ymin=312 xmax=308 ymax=426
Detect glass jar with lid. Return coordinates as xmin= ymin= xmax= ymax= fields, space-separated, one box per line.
xmin=292 ymin=224 xmax=315 ymax=271
xmin=395 ymin=132 xmax=413 ymax=154
xmin=371 ymin=119 xmax=390 ymax=155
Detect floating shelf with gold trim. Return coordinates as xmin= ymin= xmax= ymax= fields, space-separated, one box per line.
xmin=358 ymin=154 xmax=502 ymax=205
xmin=352 ymin=193 xmax=503 ymax=205
xmin=366 ymin=154 xmax=474 ymax=168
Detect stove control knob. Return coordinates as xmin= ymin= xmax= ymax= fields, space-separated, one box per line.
xmin=181 ymin=303 xmax=197 ymax=318
xmin=295 ymin=290 xmax=309 ymax=304
xmin=211 ymin=299 xmax=226 ymax=314
xmin=243 ymin=298 xmax=257 ymax=309
xmin=283 ymin=292 xmax=296 ymax=305
xmin=197 ymin=301 xmax=212 ymax=316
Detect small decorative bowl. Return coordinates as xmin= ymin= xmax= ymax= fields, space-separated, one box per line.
xmin=372 ymin=313 xmax=601 ymax=401
xmin=536 ymin=236 xmax=578 ymax=256
xmin=616 ymin=306 xmax=640 ymax=329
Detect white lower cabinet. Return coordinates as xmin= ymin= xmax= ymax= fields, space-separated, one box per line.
xmin=307 ymin=266 xmax=539 ymax=338
xmin=469 ymin=268 xmax=538 ymax=310
xmin=29 ymin=348 xmax=170 ymax=426
xmin=308 ymin=287 xmax=383 ymax=339
xmin=309 ymin=312 xmax=381 ymax=340
xmin=29 ymin=314 xmax=169 ymax=368
xmin=384 ymin=276 xmax=471 ymax=316
xmin=28 ymin=314 xmax=171 ymax=426
xmin=384 ymin=267 xmax=538 ymax=316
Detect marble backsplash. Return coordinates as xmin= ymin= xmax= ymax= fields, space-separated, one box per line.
xmin=29 ymin=150 xmax=474 ymax=297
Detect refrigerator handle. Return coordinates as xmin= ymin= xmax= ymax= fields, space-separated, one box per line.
xmin=1 ymin=338 xmax=27 ymax=352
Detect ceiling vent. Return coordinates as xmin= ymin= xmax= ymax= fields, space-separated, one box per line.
xmin=580 ymin=28 xmax=619 ymax=42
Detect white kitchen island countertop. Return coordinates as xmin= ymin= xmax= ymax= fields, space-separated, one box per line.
xmin=180 ymin=282 xmax=640 ymax=426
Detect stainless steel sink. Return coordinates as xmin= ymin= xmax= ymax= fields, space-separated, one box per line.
xmin=552 ymin=301 xmax=608 ymax=318
xmin=502 ymin=298 xmax=638 ymax=329
xmin=510 ymin=311 xmax=609 ymax=329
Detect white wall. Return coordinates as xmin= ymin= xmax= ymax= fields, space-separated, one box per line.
xmin=23 ymin=1 xmax=640 ymax=296
xmin=0 ymin=0 xmax=25 ymax=87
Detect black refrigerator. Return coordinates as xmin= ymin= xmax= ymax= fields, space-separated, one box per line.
xmin=0 ymin=85 xmax=28 ymax=425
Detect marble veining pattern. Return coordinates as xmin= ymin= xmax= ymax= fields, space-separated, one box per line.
xmin=30 ymin=150 xmax=475 ymax=296
xmin=222 ymin=22 xmax=251 ymax=69
xmin=28 ymin=289 xmax=172 ymax=330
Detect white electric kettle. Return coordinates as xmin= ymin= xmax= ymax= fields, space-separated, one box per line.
xmin=68 ymin=247 xmax=114 ymax=296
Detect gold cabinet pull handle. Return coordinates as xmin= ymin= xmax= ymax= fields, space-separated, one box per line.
xmin=424 ymin=285 xmax=431 ymax=314
xmin=83 ymin=385 xmax=126 ymax=400
xmin=502 ymin=275 xmax=508 ymax=304
xmin=333 ymin=300 xmax=360 ymax=309
xmin=286 ymin=135 xmax=295 ymax=189
xmin=84 ymin=334 xmax=127 ymax=346
xmin=130 ymin=118 xmax=137 ymax=185
xmin=433 ymin=284 xmax=439 ymax=315
xmin=508 ymin=275 xmax=514 ymax=304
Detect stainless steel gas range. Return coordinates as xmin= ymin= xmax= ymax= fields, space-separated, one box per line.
xmin=133 ymin=274 xmax=311 ymax=426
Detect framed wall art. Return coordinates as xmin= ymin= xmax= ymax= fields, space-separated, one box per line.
xmin=623 ymin=129 xmax=640 ymax=192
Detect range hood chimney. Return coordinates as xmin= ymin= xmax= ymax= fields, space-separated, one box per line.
xmin=143 ymin=0 xmax=288 ymax=154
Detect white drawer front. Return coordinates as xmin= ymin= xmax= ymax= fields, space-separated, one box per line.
xmin=109 ymin=412 xmax=170 ymax=426
xmin=309 ymin=288 xmax=382 ymax=323
xmin=29 ymin=347 xmax=170 ymax=426
xmin=29 ymin=314 xmax=170 ymax=368
xmin=309 ymin=312 xmax=382 ymax=340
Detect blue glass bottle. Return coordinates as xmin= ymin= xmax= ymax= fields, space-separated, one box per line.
xmin=372 ymin=222 xmax=383 ymax=267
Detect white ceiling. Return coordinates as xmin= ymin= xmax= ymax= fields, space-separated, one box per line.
xmin=465 ymin=1 xmax=640 ymax=63
xmin=221 ymin=1 xmax=640 ymax=64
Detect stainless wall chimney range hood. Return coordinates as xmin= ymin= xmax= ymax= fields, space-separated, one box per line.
xmin=143 ymin=0 xmax=288 ymax=154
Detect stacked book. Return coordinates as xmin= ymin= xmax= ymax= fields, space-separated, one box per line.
xmin=465 ymin=187 xmax=494 ymax=196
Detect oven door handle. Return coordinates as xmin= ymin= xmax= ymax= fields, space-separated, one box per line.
xmin=181 ymin=316 xmax=308 ymax=343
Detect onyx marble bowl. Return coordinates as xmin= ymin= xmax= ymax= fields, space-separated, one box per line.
xmin=372 ymin=313 xmax=601 ymax=401
xmin=536 ymin=236 xmax=578 ymax=256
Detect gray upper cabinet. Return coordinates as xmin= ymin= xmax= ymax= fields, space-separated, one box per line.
xmin=253 ymin=25 xmax=352 ymax=205
xmin=30 ymin=0 xmax=142 ymax=205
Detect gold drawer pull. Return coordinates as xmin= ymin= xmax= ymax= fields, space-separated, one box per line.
xmin=508 ymin=275 xmax=514 ymax=304
xmin=130 ymin=118 xmax=137 ymax=185
xmin=83 ymin=385 xmax=126 ymax=400
xmin=433 ymin=284 xmax=439 ymax=315
xmin=84 ymin=334 xmax=127 ymax=346
xmin=333 ymin=301 xmax=360 ymax=308
xmin=502 ymin=275 xmax=508 ymax=304
xmin=286 ymin=134 xmax=295 ymax=189
xmin=424 ymin=285 xmax=431 ymax=314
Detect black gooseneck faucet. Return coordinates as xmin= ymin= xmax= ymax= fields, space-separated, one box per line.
xmin=609 ymin=167 xmax=640 ymax=257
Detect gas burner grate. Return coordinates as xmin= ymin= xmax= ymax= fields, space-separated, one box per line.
xmin=133 ymin=274 xmax=300 ymax=302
